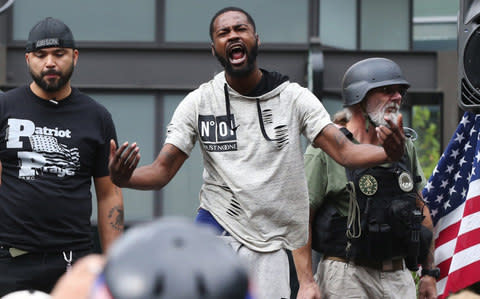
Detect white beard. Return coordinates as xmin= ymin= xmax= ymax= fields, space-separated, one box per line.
xmin=368 ymin=103 xmax=400 ymax=127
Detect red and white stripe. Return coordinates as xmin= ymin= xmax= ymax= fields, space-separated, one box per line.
xmin=434 ymin=179 xmax=480 ymax=298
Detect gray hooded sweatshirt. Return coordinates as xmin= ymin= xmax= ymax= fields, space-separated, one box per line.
xmin=165 ymin=71 xmax=332 ymax=252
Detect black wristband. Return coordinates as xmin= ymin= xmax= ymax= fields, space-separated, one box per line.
xmin=421 ymin=268 xmax=440 ymax=279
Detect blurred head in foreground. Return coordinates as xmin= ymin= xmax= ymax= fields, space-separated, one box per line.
xmin=96 ymin=217 xmax=250 ymax=299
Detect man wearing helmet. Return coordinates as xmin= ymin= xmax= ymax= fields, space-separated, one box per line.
xmin=293 ymin=58 xmax=438 ymax=299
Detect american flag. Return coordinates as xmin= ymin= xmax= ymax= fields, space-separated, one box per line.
xmin=29 ymin=135 xmax=80 ymax=165
xmin=422 ymin=111 xmax=480 ymax=298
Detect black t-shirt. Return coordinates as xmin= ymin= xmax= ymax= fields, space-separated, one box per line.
xmin=0 ymin=86 xmax=117 ymax=252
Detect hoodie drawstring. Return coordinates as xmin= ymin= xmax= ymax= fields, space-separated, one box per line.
xmin=224 ymin=84 xmax=239 ymax=131
xmin=224 ymin=83 xmax=288 ymax=148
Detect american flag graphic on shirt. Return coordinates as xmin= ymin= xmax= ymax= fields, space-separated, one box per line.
xmin=26 ymin=134 xmax=80 ymax=177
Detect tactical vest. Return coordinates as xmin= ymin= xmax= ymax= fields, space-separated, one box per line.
xmin=312 ymin=130 xmax=426 ymax=269
xmin=344 ymin=157 xmax=421 ymax=260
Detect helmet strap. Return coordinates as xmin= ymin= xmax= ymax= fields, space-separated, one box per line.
xmin=360 ymin=102 xmax=378 ymax=133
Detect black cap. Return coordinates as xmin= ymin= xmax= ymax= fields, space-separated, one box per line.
xmin=26 ymin=17 xmax=75 ymax=53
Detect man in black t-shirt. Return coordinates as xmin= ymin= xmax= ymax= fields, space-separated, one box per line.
xmin=0 ymin=17 xmax=124 ymax=296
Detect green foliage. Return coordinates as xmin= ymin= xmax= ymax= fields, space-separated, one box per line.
xmin=412 ymin=270 xmax=420 ymax=296
xmin=412 ymin=106 xmax=442 ymax=298
xmin=412 ymin=106 xmax=441 ymax=180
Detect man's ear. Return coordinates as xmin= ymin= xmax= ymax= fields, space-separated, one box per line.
xmin=25 ymin=53 xmax=30 ymax=65
xmin=210 ymin=43 xmax=215 ymax=57
xmin=256 ymin=34 xmax=260 ymax=46
xmin=73 ymin=49 xmax=79 ymax=66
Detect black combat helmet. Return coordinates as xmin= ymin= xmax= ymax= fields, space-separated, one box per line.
xmin=342 ymin=57 xmax=410 ymax=107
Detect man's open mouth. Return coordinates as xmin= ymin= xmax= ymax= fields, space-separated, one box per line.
xmin=228 ymin=44 xmax=247 ymax=65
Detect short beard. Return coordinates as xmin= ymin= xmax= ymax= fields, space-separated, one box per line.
xmin=29 ymin=61 xmax=74 ymax=93
xmin=215 ymin=40 xmax=258 ymax=78
xmin=368 ymin=103 xmax=400 ymax=127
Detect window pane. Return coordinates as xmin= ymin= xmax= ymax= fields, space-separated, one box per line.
xmin=414 ymin=0 xmax=458 ymax=17
xmin=361 ymin=0 xmax=409 ymax=50
xmin=161 ymin=94 xmax=204 ymax=218
xmin=165 ymin=0 xmax=308 ymax=43
xmin=414 ymin=22 xmax=457 ymax=42
xmin=89 ymin=93 xmax=156 ymax=223
xmin=413 ymin=0 xmax=458 ymax=51
xmin=319 ymin=0 xmax=357 ymax=49
xmin=12 ymin=0 xmax=155 ymax=42
xmin=413 ymin=22 xmax=457 ymax=50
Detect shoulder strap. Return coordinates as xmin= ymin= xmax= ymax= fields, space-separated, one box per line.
xmin=339 ymin=127 xmax=354 ymax=141
xmin=339 ymin=127 xmax=356 ymax=182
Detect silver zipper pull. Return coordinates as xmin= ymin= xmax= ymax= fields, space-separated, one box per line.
xmin=62 ymin=251 xmax=72 ymax=272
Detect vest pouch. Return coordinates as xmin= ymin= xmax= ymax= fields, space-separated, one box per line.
xmin=404 ymin=209 xmax=426 ymax=270
xmin=405 ymin=224 xmax=432 ymax=271
xmin=312 ymin=204 xmax=348 ymax=256
xmin=404 ymin=228 xmax=420 ymax=270
xmin=388 ymin=198 xmax=416 ymax=239
xmin=366 ymin=221 xmax=393 ymax=259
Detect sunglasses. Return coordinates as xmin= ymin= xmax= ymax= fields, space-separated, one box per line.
xmin=372 ymin=85 xmax=407 ymax=97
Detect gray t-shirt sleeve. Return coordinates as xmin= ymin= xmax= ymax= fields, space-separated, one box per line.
xmin=164 ymin=90 xmax=199 ymax=156
xmin=293 ymin=86 xmax=333 ymax=143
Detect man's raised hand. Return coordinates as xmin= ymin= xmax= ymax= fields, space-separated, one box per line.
xmin=108 ymin=140 xmax=140 ymax=187
xmin=376 ymin=114 xmax=405 ymax=162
